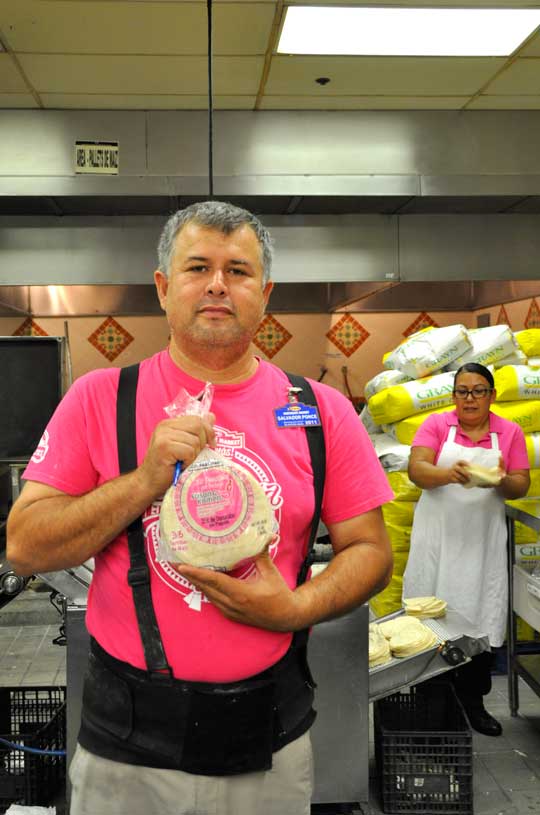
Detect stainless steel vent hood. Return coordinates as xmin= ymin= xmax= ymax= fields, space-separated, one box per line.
xmin=2 ymin=109 xmax=540 ymax=313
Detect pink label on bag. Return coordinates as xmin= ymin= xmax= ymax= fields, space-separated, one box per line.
xmin=174 ymin=465 xmax=255 ymax=545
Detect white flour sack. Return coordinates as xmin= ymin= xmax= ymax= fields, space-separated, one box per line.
xmin=159 ymin=448 xmax=275 ymax=571
xmin=446 ymin=324 xmax=518 ymax=370
xmin=493 ymin=348 xmax=527 ymax=368
xmin=494 ymin=366 xmax=540 ymax=401
xmin=383 ymin=325 xmax=471 ymax=378
xmin=368 ymin=371 xmax=456 ymax=425
xmin=364 ymin=369 xmax=412 ymax=400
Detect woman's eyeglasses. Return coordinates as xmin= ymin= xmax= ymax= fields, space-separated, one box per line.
xmin=453 ymin=387 xmax=492 ymax=400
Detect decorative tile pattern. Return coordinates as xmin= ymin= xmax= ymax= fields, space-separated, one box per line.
xmin=12 ymin=317 xmax=48 ymax=336
xmin=88 ymin=316 xmax=134 ymax=361
xmin=525 ymin=299 xmax=540 ymax=329
xmin=403 ymin=312 xmax=439 ymax=338
xmin=326 ymin=315 xmax=369 ymax=358
xmin=253 ymin=314 xmax=292 ymax=359
xmin=496 ymin=305 xmax=511 ymax=328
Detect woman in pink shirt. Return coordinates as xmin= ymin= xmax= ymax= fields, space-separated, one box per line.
xmin=403 ymin=362 xmax=529 ymax=737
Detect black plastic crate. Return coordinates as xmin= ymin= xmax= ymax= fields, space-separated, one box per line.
xmin=374 ymin=682 xmax=473 ymax=814
xmin=0 ymin=686 xmax=66 ymax=813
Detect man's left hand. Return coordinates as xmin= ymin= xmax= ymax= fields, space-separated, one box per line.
xmin=175 ymin=552 xmax=303 ymax=632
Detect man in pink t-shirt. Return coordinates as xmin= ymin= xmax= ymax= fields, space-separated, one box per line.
xmin=7 ymin=201 xmax=392 ymax=815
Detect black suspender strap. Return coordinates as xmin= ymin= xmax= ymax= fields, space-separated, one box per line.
xmin=117 ymin=364 xmax=172 ymax=678
xmin=285 ymin=373 xmax=326 ymax=588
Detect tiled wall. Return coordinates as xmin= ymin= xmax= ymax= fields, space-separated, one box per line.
xmin=1 ymin=296 xmax=538 ymax=400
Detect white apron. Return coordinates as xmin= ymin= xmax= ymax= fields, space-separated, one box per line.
xmin=403 ymin=425 xmax=507 ymax=646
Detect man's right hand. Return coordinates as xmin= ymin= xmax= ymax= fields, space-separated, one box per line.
xmin=137 ymin=413 xmax=216 ymax=497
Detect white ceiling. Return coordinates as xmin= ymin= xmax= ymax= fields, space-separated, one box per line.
xmin=1 ymin=0 xmax=540 ymax=110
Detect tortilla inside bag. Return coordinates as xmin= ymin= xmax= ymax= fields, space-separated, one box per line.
xmin=159 ymin=447 xmax=275 ymax=571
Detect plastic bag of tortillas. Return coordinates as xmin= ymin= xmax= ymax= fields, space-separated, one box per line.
xmin=158 ymin=385 xmax=275 ymax=571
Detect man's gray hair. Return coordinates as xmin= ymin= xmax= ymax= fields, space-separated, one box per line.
xmin=157 ymin=200 xmax=274 ymax=285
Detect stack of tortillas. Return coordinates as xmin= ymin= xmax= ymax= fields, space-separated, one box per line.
xmin=404 ymin=596 xmax=447 ymax=619
xmin=371 ymin=615 xmax=439 ymax=660
xmin=463 ymin=462 xmax=503 ymax=489
xmin=369 ymin=623 xmax=392 ymax=667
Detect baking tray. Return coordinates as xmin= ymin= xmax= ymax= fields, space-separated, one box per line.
xmin=369 ymin=607 xmax=489 ymax=702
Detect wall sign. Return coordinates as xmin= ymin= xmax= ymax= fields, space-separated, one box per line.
xmin=75 ymin=141 xmax=119 ymax=174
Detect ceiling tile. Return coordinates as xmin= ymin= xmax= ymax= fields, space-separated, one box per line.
xmin=468 ymin=94 xmax=540 ymax=109
xmin=0 ymin=53 xmax=28 ymax=92
xmin=486 ymin=58 xmax=540 ymax=94
xmin=2 ymin=1 xmax=274 ymax=56
xmin=39 ymin=93 xmax=256 ymax=110
xmin=0 ymin=92 xmax=38 ymax=108
xmin=259 ymin=95 xmax=470 ymax=110
xmin=265 ymin=56 xmax=505 ymax=96
xmin=18 ymin=55 xmax=263 ymax=95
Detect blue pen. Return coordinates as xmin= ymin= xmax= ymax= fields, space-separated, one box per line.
xmin=172 ymin=390 xmax=205 ymax=487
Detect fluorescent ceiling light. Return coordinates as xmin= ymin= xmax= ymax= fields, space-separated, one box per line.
xmin=278 ymin=7 xmax=540 ymax=57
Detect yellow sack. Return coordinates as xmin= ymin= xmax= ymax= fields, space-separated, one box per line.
xmin=370 ymin=575 xmax=403 ymax=618
xmin=516 ymin=618 xmax=538 ymax=643
xmin=525 ymin=434 xmax=540 ymax=469
xmin=384 ymin=405 xmax=454 ymax=446
xmin=507 ymin=499 xmax=540 ymax=543
xmin=368 ymin=371 xmax=455 ymax=425
xmin=527 ymin=468 xmax=540 ymax=498
xmin=384 ymin=525 xmax=412 ymax=553
xmin=386 ymin=471 xmax=422 ymax=502
xmin=382 ymin=501 xmax=415 ymax=530
xmin=491 ymin=400 xmax=540 ymax=434
xmin=494 ymin=366 xmax=540 ymax=402
xmin=515 ymin=329 xmax=540 ymax=358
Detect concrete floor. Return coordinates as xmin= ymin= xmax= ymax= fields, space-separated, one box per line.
xmin=1 ymin=584 xmax=540 ymax=814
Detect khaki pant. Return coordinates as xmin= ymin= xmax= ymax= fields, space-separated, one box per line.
xmin=69 ymin=732 xmax=313 ymax=815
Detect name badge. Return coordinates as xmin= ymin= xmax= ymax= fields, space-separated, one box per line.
xmin=274 ymin=403 xmax=321 ymax=428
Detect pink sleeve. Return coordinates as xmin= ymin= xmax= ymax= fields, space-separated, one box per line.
xmin=506 ymin=424 xmax=529 ymax=472
xmin=23 ymin=377 xmax=99 ymax=495
xmin=411 ymin=414 xmax=445 ymax=454
xmin=315 ymin=386 xmax=394 ymax=525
